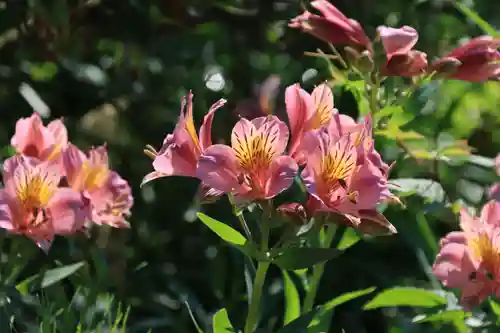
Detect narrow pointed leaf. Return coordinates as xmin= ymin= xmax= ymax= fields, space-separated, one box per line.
xmin=213 ymin=308 xmax=235 ymax=333
xmin=363 ymin=287 xmax=447 ymax=309
xmin=282 ymin=271 xmax=300 ymax=325
xmin=16 ymin=261 xmax=85 ymax=294
xmin=273 ymin=247 xmax=340 ymax=270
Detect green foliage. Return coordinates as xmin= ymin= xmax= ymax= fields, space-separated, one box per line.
xmin=363 ymin=287 xmax=448 ymax=309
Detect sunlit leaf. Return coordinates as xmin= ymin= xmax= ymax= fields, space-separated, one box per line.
xmin=336 ymin=228 xmax=360 ymax=250
xmin=363 ymin=287 xmax=447 ymax=309
xmin=197 ymin=212 xmax=247 ymax=246
xmin=277 ymin=308 xmax=320 ymax=333
xmin=213 ymin=308 xmax=235 ymax=333
xmin=309 ymin=287 xmax=376 ymax=333
xmin=413 ymin=309 xmax=470 ymax=323
xmin=16 ymin=262 xmax=85 ymax=295
xmin=389 ymin=178 xmax=446 ymax=202
xmin=282 ymin=271 xmax=301 ymax=325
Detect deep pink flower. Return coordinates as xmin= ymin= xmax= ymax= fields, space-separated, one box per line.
xmin=197 ymin=116 xmax=298 ymax=200
xmin=62 ymin=144 xmax=133 ymax=228
xmin=11 ymin=112 xmax=68 ymax=163
xmin=377 ymin=25 xmax=428 ymax=77
xmin=430 ymin=36 xmax=500 ymax=82
xmin=289 ymin=0 xmax=372 ymax=52
xmin=141 ymin=92 xmax=226 ymax=201
xmin=300 ymin=114 xmax=395 ymax=232
xmin=0 ymin=155 xmax=89 ymax=251
xmin=285 ymin=83 xmax=336 ymax=165
xmin=433 ymin=201 xmax=500 ymax=309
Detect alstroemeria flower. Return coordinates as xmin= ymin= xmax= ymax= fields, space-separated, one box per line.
xmin=63 ymin=144 xmax=133 ymax=228
xmin=0 ymin=156 xmax=89 ymax=251
xmin=285 ymin=83 xmax=336 ymax=165
xmin=489 ymin=154 xmax=500 ymax=201
xmin=377 ymin=25 xmax=428 ymax=77
xmin=289 ymin=0 xmax=372 ymax=53
xmin=301 ymin=115 xmax=396 ymax=233
xmin=11 ymin=112 xmax=68 ymax=163
xmin=430 ymin=36 xmax=500 ymax=82
xmin=197 ymin=116 xmax=298 ymax=200
xmin=141 ymin=92 xmax=226 ymax=202
xmin=433 ymin=201 xmax=500 ymax=308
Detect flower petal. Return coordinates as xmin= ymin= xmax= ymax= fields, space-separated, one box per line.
xmin=285 ymin=84 xmax=314 ymax=159
xmin=377 ymin=25 xmax=419 ymax=56
xmin=199 ymin=98 xmax=227 ymax=151
xmin=265 ymin=155 xmax=298 ymax=198
xmin=196 ymin=144 xmax=244 ymax=194
xmin=48 ymin=188 xmax=89 ymax=234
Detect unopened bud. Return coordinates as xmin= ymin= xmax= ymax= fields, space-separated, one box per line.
xmin=357 ymin=50 xmax=374 ymax=73
xmin=344 ymin=46 xmax=361 ymax=65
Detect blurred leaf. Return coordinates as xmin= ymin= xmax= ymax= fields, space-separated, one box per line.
xmin=273 ymin=247 xmax=340 ymax=270
xmin=309 ymin=287 xmax=376 ymax=333
xmin=363 ymin=287 xmax=447 ymax=309
xmin=16 ymin=261 xmax=85 ymax=295
xmin=467 ymin=154 xmax=496 ymax=168
xmin=387 ymin=106 xmax=415 ymax=129
xmin=28 ymin=62 xmax=58 ymax=81
xmin=344 ymin=80 xmax=370 ymax=115
xmin=212 ymin=308 xmax=235 ymax=333
xmin=389 ymin=178 xmax=446 ymax=202
xmin=454 ymin=2 xmax=500 ymax=37
xmin=277 ymin=308 xmax=320 ymax=333
xmin=282 ymin=271 xmax=301 ymax=325
xmin=413 ymin=309 xmax=470 ymax=323
xmin=337 ymin=227 xmax=360 ymax=250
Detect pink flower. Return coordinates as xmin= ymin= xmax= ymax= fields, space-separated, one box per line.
xmin=377 ymin=26 xmax=428 ymax=77
xmin=141 ymin=92 xmax=226 ymax=201
xmin=433 ymin=201 xmax=500 ymax=309
xmin=197 ymin=116 xmax=298 ymax=200
xmin=289 ymin=0 xmax=372 ymax=52
xmin=300 ymin=113 xmax=396 ymax=233
xmin=62 ymin=144 xmax=133 ymax=228
xmin=430 ymin=36 xmax=500 ymax=82
xmin=285 ymin=83 xmax=336 ymax=165
xmin=11 ymin=112 xmax=68 ymax=163
xmin=0 ymin=155 xmax=89 ymax=251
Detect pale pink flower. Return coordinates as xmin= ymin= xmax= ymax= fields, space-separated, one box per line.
xmin=300 ymin=114 xmax=396 ymax=233
xmin=289 ymin=0 xmax=372 ymax=53
xmin=196 ymin=116 xmax=298 ymax=200
xmin=62 ymin=144 xmax=133 ymax=228
xmin=433 ymin=201 xmax=500 ymax=309
xmin=377 ymin=25 xmax=427 ymax=77
xmin=430 ymin=36 xmax=500 ymax=82
xmin=285 ymin=83 xmax=337 ymax=165
xmin=11 ymin=112 xmax=68 ymax=163
xmin=0 ymin=155 xmax=89 ymax=251
xmin=141 ymin=92 xmax=226 ymax=201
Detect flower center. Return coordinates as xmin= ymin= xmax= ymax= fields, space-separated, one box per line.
xmin=16 ymin=175 xmax=55 ymax=209
xmin=81 ymin=160 xmax=109 ymax=191
xmin=469 ymin=233 xmax=500 ymax=277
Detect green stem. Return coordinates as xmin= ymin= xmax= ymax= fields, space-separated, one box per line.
xmin=303 ymin=225 xmax=337 ymax=313
xmin=369 ymin=73 xmax=380 ymax=115
xmin=243 ymin=202 xmax=271 ymax=333
xmin=228 ymin=194 xmax=252 ymax=241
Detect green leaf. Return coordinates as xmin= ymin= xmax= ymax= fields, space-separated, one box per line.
xmin=413 ymin=309 xmax=470 ymax=324
xmin=212 ymin=308 xmax=235 ymax=333
xmin=273 ymin=247 xmax=340 ymax=270
xmin=453 ymin=2 xmax=499 ymax=37
xmin=389 ymin=178 xmax=446 ymax=202
xmin=363 ymin=287 xmax=447 ymax=309
xmin=467 ymin=154 xmax=496 ymax=168
xmin=344 ymin=80 xmax=370 ymax=115
xmin=277 ymin=308 xmax=320 ymax=333
xmin=29 ymin=62 xmax=58 ymax=81
xmin=16 ymin=262 xmax=85 ymax=295
xmin=282 ymin=271 xmax=300 ymax=325
xmin=197 ymin=212 xmax=247 ymax=246
xmin=308 ymin=287 xmax=376 ymax=333
xmin=337 ymin=228 xmax=360 ymax=250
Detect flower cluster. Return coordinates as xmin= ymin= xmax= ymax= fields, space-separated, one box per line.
xmin=433 ymin=201 xmax=500 ymax=309
xmin=0 ymin=113 xmax=133 ymax=251
xmin=143 ymin=86 xmax=398 ymax=234
xmin=289 ymin=0 xmax=500 ymax=81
